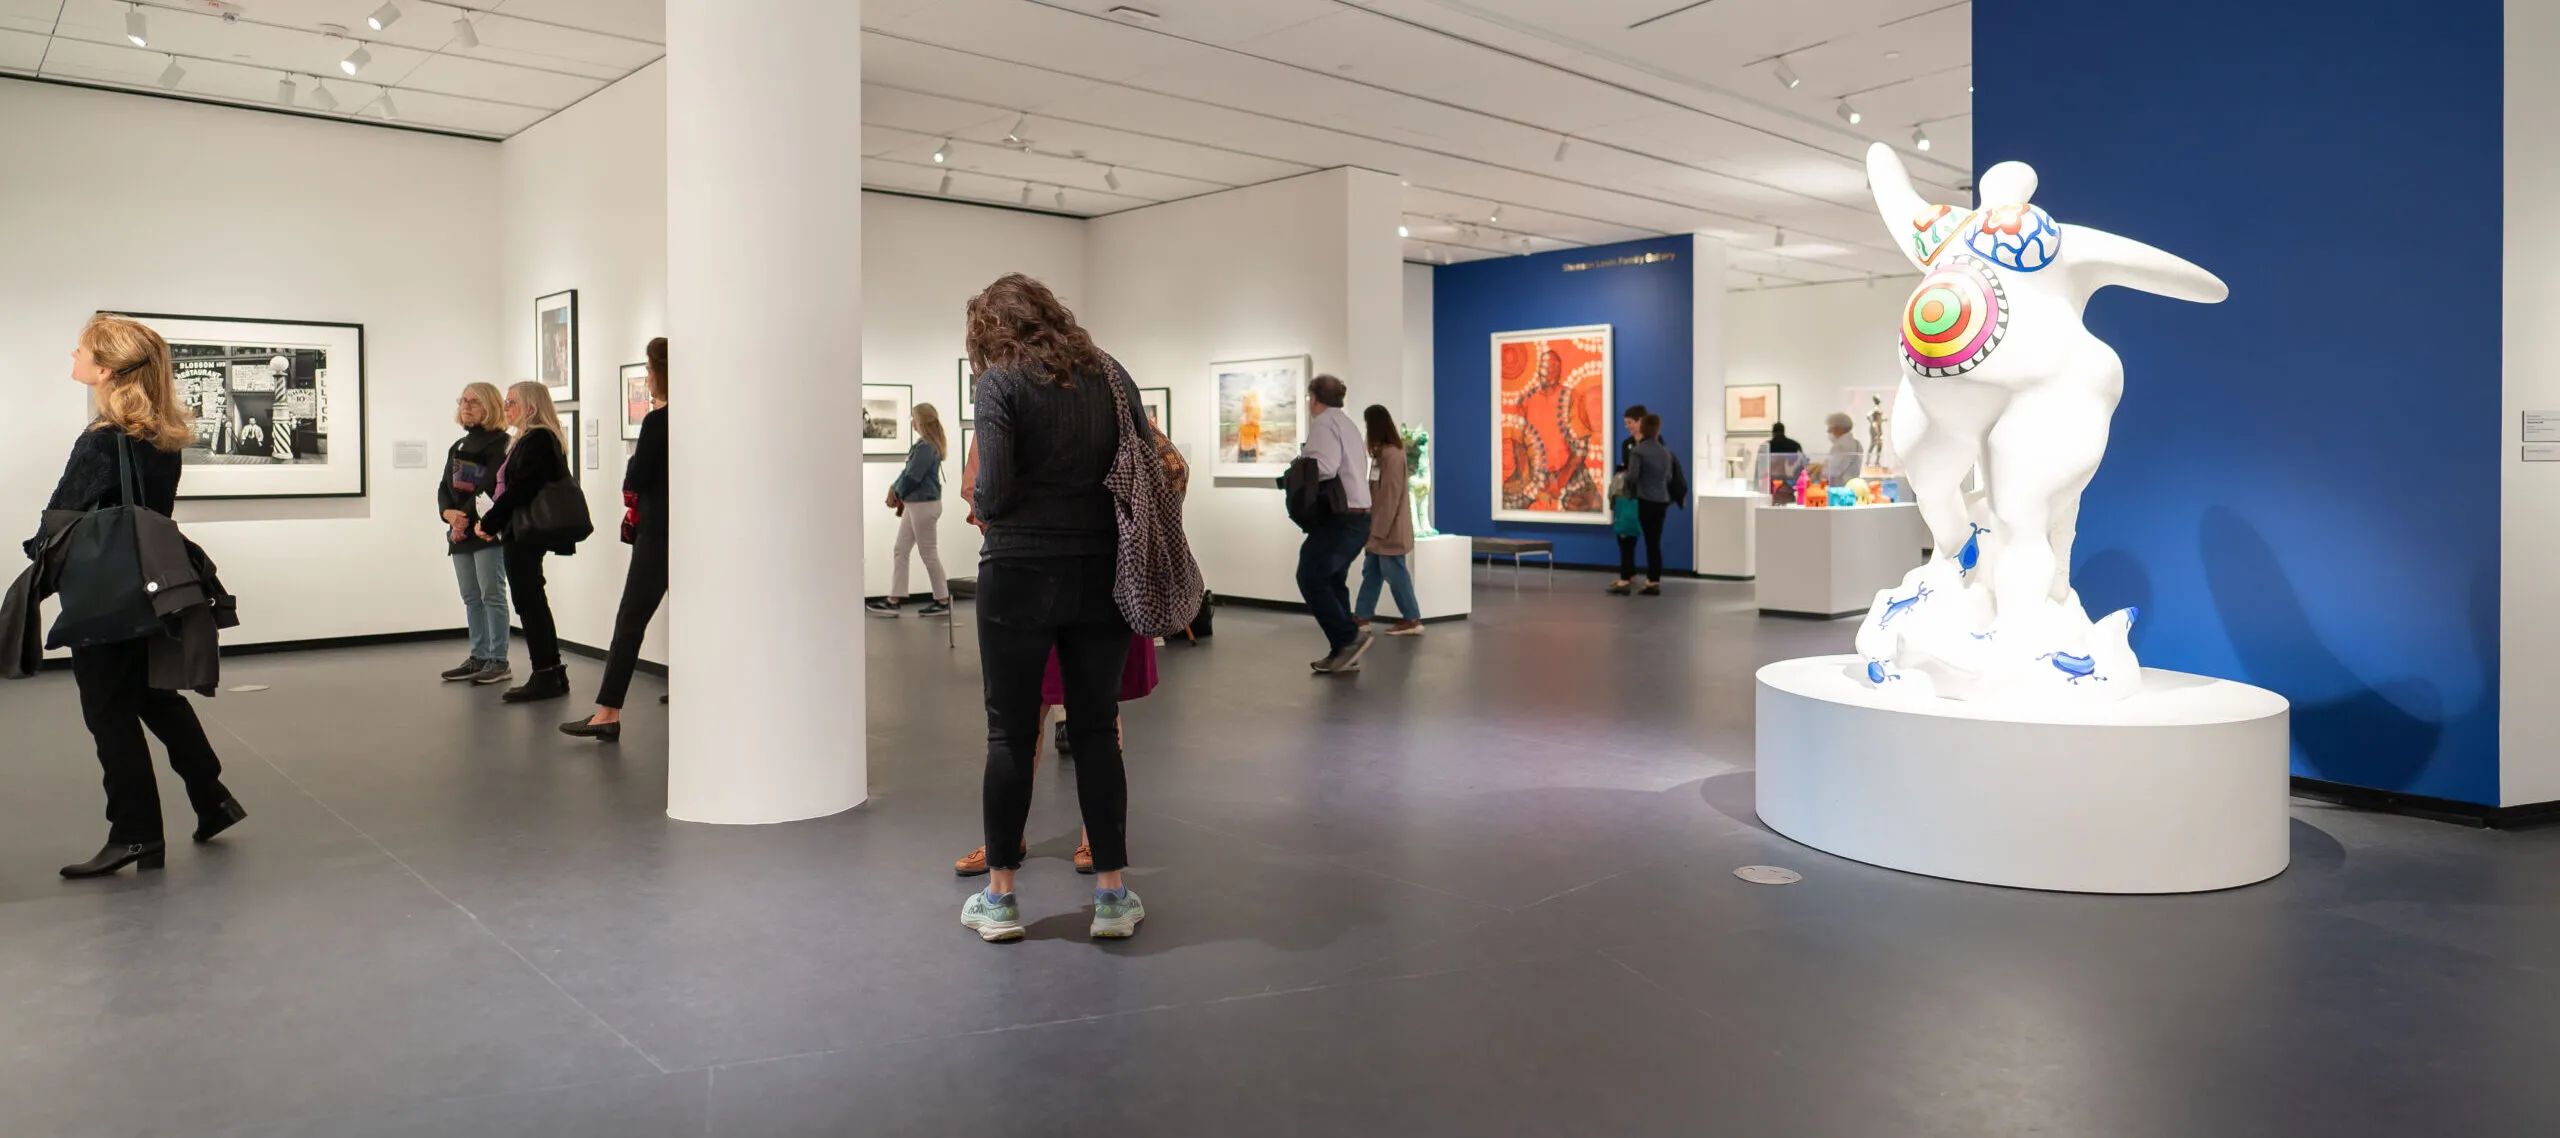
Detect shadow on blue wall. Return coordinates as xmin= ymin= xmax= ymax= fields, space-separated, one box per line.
xmin=1432 ymin=235 xmax=1694 ymax=570
xmin=1985 ymin=0 xmax=2504 ymax=803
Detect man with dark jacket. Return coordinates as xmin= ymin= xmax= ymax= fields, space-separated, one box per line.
xmin=1293 ymin=374 xmax=1372 ymax=674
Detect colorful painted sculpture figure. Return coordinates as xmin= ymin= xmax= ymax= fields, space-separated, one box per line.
xmin=1852 ymin=143 xmax=2226 ymax=701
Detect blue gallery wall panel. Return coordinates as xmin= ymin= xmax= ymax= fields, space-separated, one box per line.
xmin=1977 ymin=0 xmax=2503 ymax=803
xmin=1433 ymin=235 xmax=1694 ymax=569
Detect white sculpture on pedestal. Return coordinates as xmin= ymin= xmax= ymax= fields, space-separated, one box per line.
xmin=1853 ymin=143 xmax=2227 ymax=702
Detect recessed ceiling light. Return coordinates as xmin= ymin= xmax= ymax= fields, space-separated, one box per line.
xmin=1773 ymin=57 xmax=1800 ymax=90
xmin=452 ymin=17 xmax=479 ymax=49
xmin=1004 ymin=115 xmax=1027 ymax=145
xmin=378 ymin=91 xmax=399 ymax=120
xmin=1836 ymin=101 xmax=1861 ymax=125
xmin=1488 ymin=204 xmax=1502 ymax=224
xmin=124 ymin=5 xmax=147 ymax=47
xmin=341 ymin=44 xmax=371 ymax=75
xmin=157 ymin=56 xmax=185 ymax=89
xmin=932 ymin=140 xmax=948 ymax=163
xmin=1103 ymin=167 xmax=1121 ymax=191
xmin=1912 ymin=126 xmax=1932 ymax=152
xmin=1398 ymin=224 xmax=1409 ymax=238
xmin=368 ymin=3 xmax=401 ymax=31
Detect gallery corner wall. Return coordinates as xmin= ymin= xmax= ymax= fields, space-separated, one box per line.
xmin=1978 ymin=0 xmax=2507 ymax=805
xmin=0 ymin=77 xmax=503 ymax=648
xmin=1433 ymin=234 xmax=1695 ymax=571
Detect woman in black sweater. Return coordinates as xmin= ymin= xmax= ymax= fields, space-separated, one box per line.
xmin=474 ymin=381 xmax=574 ymax=703
xmin=439 ymin=382 xmax=513 ymax=685
xmin=43 ymin=314 xmax=245 ymax=878
xmin=563 ymin=338 xmax=670 ymax=741
xmin=958 ymin=273 xmax=1150 ymax=944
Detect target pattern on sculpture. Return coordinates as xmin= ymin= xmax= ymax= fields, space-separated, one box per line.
xmin=1899 ymin=254 xmax=2007 ymax=378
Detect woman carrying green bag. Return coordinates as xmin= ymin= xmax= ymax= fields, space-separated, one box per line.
xmin=1609 ymin=412 xmax=1674 ymax=596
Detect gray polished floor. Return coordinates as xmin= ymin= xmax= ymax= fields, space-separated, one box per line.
xmin=1 ymin=571 xmax=2555 ymax=1137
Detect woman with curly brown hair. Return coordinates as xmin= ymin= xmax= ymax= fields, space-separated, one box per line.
xmin=42 ymin=315 xmax=244 ymax=878
xmin=958 ymin=273 xmax=1151 ymax=943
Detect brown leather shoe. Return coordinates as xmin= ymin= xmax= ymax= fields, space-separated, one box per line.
xmin=954 ymin=843 xmax=1028 ymax=877
xmin=1073 ymin=839 xmax=1095 ymax=875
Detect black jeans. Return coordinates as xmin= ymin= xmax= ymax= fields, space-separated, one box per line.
xmin=503 ymin=541 xmax=562 ymax=671
xmin=978 ymin=556 xmax=1132 ymax=873
xmin=72 ymin=638 xmax=230 ymax=845
xmin=1617 ymin=499 xmax=1670 ymax=582
xmin=595 ymin=533 xmax=667 ymax=709
xmin=1296 ymin=511 xmax=1370 ymax=651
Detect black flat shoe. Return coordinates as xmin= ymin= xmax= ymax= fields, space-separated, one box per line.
xmin=559 ymin=718 xmax=621 ymax=742
xmin=502 ymin=666 xmax=571 ymax=703
xmin=193 ymin=798 xmax=247 ymax=844
xmin=61 ymin=840 xmax=165 ymax=879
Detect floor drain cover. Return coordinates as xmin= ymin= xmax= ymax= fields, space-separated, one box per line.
xmin=1733 ymin=865 xmax=1801 ymax=885
xmin=225 ymin=684 xmax=271 ymax=693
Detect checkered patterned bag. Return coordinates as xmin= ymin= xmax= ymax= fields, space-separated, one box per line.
xmin=1099 ymin=357 xmax=1201 ymax=637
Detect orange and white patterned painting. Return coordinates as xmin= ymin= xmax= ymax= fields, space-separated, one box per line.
xmin=1492 ymin=325 xmax=1612 ymax=524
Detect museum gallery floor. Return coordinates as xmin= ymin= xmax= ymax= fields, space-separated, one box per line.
xmin=1 ymin=583 xmax=2555 ymax=1137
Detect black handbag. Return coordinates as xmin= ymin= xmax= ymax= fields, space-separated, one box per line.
xmin=510 ymin=432 xmax=593 ymax=554
xmin=49 ymin=432 xmax=165 ymax=649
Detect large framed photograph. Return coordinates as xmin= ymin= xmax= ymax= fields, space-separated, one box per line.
xmin=1213 ymin=354 xmax=1308 ymax=477
xmin=956 ymin=358 xmax=976 ymax=423
xmin=1140 ymin=386 xmax=1171 ymax=437
xmin=536 ymin=289 xmax=579 ymax=403
xmin=864 ymin=383 xmax=913 ymax=456
xmin=620 ymin=362 xmax=652 ymax=441
xmin=1725 ymin=383 xmax=1780 ymax=434
xmin=119 ymin=312 xmax=366 ymax=500
xmin=1492 ymin=324 xmax=1612 ymax=524
xmin=555 ymin=408 xmax=581 ymax=483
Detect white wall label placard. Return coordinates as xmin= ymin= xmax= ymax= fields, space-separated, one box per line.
xmin=392 ymin=440 xmax=428 ymax=469
xmin=2527 ymin=411 xmax=2560 ymax=442
xmin=2525 ymin=444 xmax=2560 ymax=462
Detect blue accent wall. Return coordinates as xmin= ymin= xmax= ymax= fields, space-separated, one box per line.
xmin=1433 ymin=235 xmax=1695 ymax=570
xmin=1978 ymin=0 xmax=2504 ymax=803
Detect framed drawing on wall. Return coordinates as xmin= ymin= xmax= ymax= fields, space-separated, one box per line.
xmin=1725 ymin=383 xmax=1780 ymax=434
xmin=121 ymin=311 xmax=367 ymax=500
xmin=864 ymin=383 xmax=913 ymax=456
xmin=1213 ymin=354 xmax=1308 ymax=477
xmin=956 ymin=358 xmax=976 ymax=422
xmin=620 ymin=362 xmax=652 ymax=440
xmin=536 ymin=289 xmax=579 ymax=402
xmin=555 ymin=408 xmax=580 ymax=483
xmin=1492 ymin=324 xmax=1612 ymax=524
xmin=1140 ymin=386 xmax=1171 ymax=437
xmin=960 ymin=425 xmax=975 ymax=473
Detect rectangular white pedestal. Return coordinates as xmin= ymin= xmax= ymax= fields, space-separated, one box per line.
xmin=1695 ymin=490 xmax=1759 ymax=579
xmin=1411 ymin=533 xmax=1473 ymax=620
xmin=1753 ymin=504 xmax=1929 ymax=618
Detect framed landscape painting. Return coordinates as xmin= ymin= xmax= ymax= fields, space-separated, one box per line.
xmin=1213 ymin=354 xmax=1307 ymax=477
xmin=121 ymin=311 xmax=367 ymax=499
xmin=536 ymin=289 xmax=578 ymax=403
xmin=1492 ymin=324 xmax=1612 ymax=524
xmin=864 ymin=383 xmax=913 ymax=456
xmin=621 ymin=362 xmax=652 ymax=440
xmin=1726 ymin=383 xmax=1781 ymax=434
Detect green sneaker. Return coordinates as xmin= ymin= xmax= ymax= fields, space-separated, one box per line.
xmin=1089 ymin=888 xmax=1145 ymax=939
xmin=961 ymin=889 xmax=1024 ymax=942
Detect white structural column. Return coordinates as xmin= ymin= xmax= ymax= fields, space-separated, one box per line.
xmin=665 ymin=0 xmax=866 ymax=823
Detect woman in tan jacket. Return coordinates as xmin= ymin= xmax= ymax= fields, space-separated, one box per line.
xmin=1354 ymin=405 xmax=1423 ymax=635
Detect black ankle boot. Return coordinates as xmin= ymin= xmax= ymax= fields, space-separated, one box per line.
xmin=502 ymin=665 xmax=571 ymax=703
xmin=61 ymin=840 xmax=165 ymax=879
xmin=193 ymin=798 xmax=248 ymax=844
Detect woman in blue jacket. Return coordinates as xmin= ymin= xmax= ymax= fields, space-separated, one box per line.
xmin=868 ymin=403 xmax=952 ymax=618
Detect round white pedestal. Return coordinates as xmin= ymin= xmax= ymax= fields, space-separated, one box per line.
xmin=1754 ymin=656 xmax=2292 ymax=894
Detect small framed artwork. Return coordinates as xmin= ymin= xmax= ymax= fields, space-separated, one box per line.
xmin=864 ymin=383 xmax=914 ymax=456
xmin=1214 ymin=353 xmax=1309 ymax=477
xmin=555 ymin=408 xmax=581 ymax=483
xmin=956 ymin=358 xmax=976 ymax=422
xmin=1140 ymin=386 xmax=1171 ymax=437
xmin=960 ymin=425 xmax=975 ymax=472
xmin=536 ymin=289 xmax=579 ymax=403
xmin=1725 ymin=383 xmax=1781 ymax=434
xmin=122 ymin=311 xmax=367 ymax=499
xmin=620 ymin=362 xmax=652 ymax=440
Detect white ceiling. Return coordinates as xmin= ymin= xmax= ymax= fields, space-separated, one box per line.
xmin=0 ymin=0 xmax=1973 ymax=286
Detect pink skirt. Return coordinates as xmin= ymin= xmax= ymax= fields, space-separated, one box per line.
xmin=1040 ymin=633 xmax=1159 ymax=705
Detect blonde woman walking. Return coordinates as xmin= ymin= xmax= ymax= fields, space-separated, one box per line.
xmin=474 ymin=381 xmax=574 ymax=702
xmin=868 ymin=402 xmax=953 ymax=618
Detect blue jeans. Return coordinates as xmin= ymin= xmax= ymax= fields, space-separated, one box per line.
xmin=1356 ymin=553 xmax=1419 ymax=622
xmin=451 ymin=547 xmax=510 ymax=661
xmin=1296 ymin=512 xmax=1371 ymax=652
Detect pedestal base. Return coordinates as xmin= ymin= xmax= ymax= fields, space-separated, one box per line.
xmin=1752 ymin=504 xmax=1928 ymax=618
xmin=1754 ymin=656 xmax=2292 ymax=894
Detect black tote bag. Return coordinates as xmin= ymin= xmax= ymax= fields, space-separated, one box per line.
xmin=49 ymin=432 xmax=165 ymax=649
xmin=509 ymin=434 xmax=593 ymax=554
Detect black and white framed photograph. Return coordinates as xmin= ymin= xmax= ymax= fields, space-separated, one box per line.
xmin=555 ymin=408 xmax=581 ymax=483
xmin=956 ymin=357 xmax=975 ymax=423
xmin=1140 ymin=386 xmax=1171 ymax=437
xmin=119 ymin=312 xmax=366 ymax=500
xmin=536 ymin=289 xmax=579 ymax=403
xmin=619 ymin=362 xmax=651 ymax=441
xmin=864 ymin=383 xmax=913 ymax=456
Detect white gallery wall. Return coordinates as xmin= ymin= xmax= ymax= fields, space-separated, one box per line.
xmin=2503 ymin=0 xmax=2560 ymax=805
xmin=1084 ymin=168 xmax=1406 ymax=604
xmin=1724 ymin=278 xmax=1915 ymax=449
xmin=0 ymin=79 xmax=502 ymax=649
xmin=1402 ymin=262 xmax=1435 ymax=450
